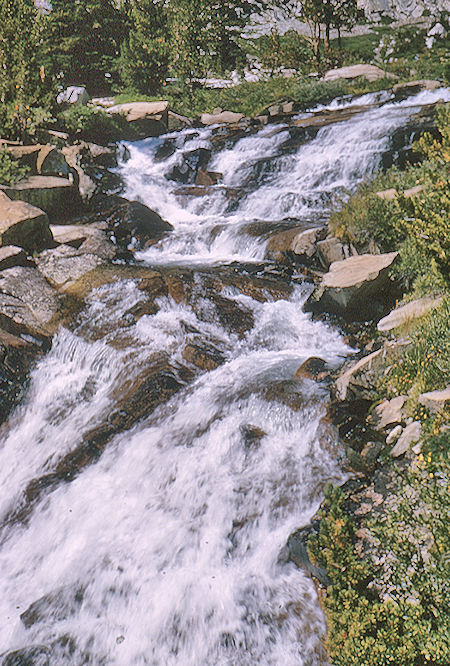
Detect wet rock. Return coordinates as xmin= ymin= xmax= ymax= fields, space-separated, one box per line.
xmin=105 ymin=198 xmax=173 ymax=249
xmin=0 ymin=266 xmax=61 ymax=338
xmin=0 ymin=245 xmax=28 ymax=270
xmin=168 ymin=147 xmax=212 ymax=184
xmin=377 ymin=296 xmax=442 ymax=332
xmin=360 ymin=441 xmax=384 ymax=472
xmin=419 ymin=386 xmax=450 ymax=414
xmin=36 ymin=245 xmax=106 ymax=291
xmin=390 ymin=422 xmax=422 ymax=457
xmin=392 ymin=79 xmax=442 ymax=100
xmin=210 ymin=294 xmax=254 ymax=338
xmin=323 ymin=64 xmax=396 ymax=82
xmin=167 ymin=110 xmax=193 ymax=132
xmin=266 ymin=225 xmax=325 ymax=263
xmin=154 ymin=139 xmax=177 ymax=162
xmin=182 ymin=343 xmax=226 ymax=371
xmin=0 ymin=194 xmax=53 ymax=252
xmin=287 ymin=523 xmax=330 ymax=586
xmin=195 ymin=169 xmax=221 ymax=186
xmin=307 ymin=252 xmax=398 ymax=319
xmin=201 ymin=111 xmax=244 ymax=125
xmin=240 ymin=424 xmax=266 ymax=449
xmin=20 ymin=586 xmax=85 ymax=629
xmin=296 ymin=357 xmax=327 ymax=380
xmin=1 ymin=645 xmax=49 ymax=666
xmin=1 ymin=176 xmax=79 ymax=221
xmin=0 ymin=328 xmax=46 ymax=425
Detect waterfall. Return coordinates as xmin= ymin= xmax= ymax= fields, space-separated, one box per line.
xmin=0 ymin=87 xmax=447 ymax=665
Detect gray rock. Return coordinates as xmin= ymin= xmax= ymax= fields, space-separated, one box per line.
xmin=390 ymin=422 xmax=422 ymax=457
xmin=377 ymin=296 xmax=443 ymax=332
xmin=0 ymin=266 xmax=61 ymax=337
xmin=309 ymin=252 xmax=398 ymax=316
xmin=373 ymin=395 xmax=407 ymax=430
xmin=323 ymin=64 xmax=396 ymax=82
xmin=419 ymin=386 xmax=450 ymax=413
xmin=316 ymin=237 xmax=345 ymax=268
xmin=386 ymin=425 xmax=403 ymax=445
xmin=201 ymin=111 xmax=244 ymax=125
xmin=1 ymin=176 xmax=79 ymax=220
xmin=108 ymin=101 xmax=169 ymax=137
xmin=291 ymin=226 xmax=326 ymax=258
xmin=37 ymin=244 xmax=105 ymax=290
xmin=57 ymin=86 xmax=89 ymax=105
xmin=335 ymin=348 xmax=384 ymax=401
xmin=0 ymin=194 xmax=53 ymax=252
xmin=0 ymin=245 xmax=28 ymax=270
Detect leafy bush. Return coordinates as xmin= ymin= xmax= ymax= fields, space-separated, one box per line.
xmin=308 ymin=481 xmax=450 ymax=666
xmin=0 ymin=149 xmax=30 ymax=185
xmin=382 ymin=297 xmax=450 ymax=401
xmin=59 ymin=106 xmax=128 ymax=144
xmin=0 ymin=104 xmax=54 ymax=143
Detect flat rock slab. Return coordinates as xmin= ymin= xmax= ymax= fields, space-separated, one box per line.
xmin=107 ymin=101 xmax=169 ymax=122
xmin=201 ymin=111 xmax=245 ymax=125
xmin=0 ymin=196 xmax=53 ymax=252
xmin=419 ymin=386 xmax=450 ymax=413
xmin=310 ymin=252 xmax=398 ymax=316
xmin=0 ymin=266 xmax=61 ymax=337
xmin=1 ymin=176 xmax=79 ymax=220
xmin=323 ymin=64 xmax=397 ymax=82
xmin=37 ymin=244 xmax=106 ymax=290
xmin=0 ymin=245 xmax=28 ymax=271
xmin=377 ymin=296 xmax=443 ymax=332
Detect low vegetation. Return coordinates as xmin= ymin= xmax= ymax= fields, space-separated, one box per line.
xmin=0 ymin=149 xmax=30 ymax=186
xmin=312 ymin=98 xmax=450 ymax=666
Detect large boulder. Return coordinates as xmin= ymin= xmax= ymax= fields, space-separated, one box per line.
xmin=377 ymin=296 xmax=443 ymax=332
xmin=323 ymin=64 xmax=397 ymax=82
xmin=107 ymin=101 xmax=169 ymax=138
xmin=266 ymin=225 xmax=326 ymax=262
xmin=104 ymin=198 xmax=173 ymax=249
xmin=307 ymin=252 xmax=398 ymax=318
xmin=5 ymin=145 xmax=70 ymax=177
xmin=0 ymin=194 xmax=53 ymax=252
xmin=1 ymin=176 xmax=80 ymax=221
xmin=0 ymin=266 xmax=61 ymax=338
xmin=36 ymin=244 xmax=106 ymax=291
xmin=0 ymin=245 xmax=28 ymax=270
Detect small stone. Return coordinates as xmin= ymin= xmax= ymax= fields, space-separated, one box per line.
xmin=390 ymin=422 xmax=421 ymax=457
xmin=373 ymin=395 xmax=407 ymax=430
xmin=386 ymin=425 xmax=403 ymax=445
xmin=412 ymin=441 xmax=423 ymax=455
xmin=419 ymin=386 xmax=450 ymax=414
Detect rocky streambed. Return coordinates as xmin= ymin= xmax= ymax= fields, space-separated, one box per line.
xmin=0 ymin=84 xmax=448 ymax=665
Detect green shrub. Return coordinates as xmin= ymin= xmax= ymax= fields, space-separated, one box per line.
xmin=59 ymin=106 xmax=128 ymax=144
xmin=308 ymin=479 xmax=450 ymax=666
xmin=382 ymin=297 xmax=450 ymax=401
xmin=0 ymin=149 xmax=30 ymax=185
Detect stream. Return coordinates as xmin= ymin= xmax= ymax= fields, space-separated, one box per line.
xmin=0 ymin=88 xmax=448 ymax=665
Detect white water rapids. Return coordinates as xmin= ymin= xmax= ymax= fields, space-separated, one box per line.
xmin=0 ymin=88 xmax=448 ymax=665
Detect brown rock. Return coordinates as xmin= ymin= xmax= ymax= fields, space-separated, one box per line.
xmin=296 ymin=357 xmax=327 ymax=380
xmin=0 ymin=196 xmax=53 ymax=252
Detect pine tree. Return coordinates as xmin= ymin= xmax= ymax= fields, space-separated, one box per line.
xmin=120 ymin=0 xmax=170 ymax=94
xmin=41 ymin=0 xmax=128 ymax=93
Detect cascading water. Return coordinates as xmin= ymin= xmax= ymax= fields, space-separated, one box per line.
xmin=0 ymin=88 xmax=448 ymax=665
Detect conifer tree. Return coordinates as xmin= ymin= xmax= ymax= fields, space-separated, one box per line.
xmin=120 ymin=0 xmax=170 ymax=94
xmin=41 ymin=0 xmax=127 ymax=93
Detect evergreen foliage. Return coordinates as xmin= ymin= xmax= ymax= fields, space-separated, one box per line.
xmin=41 ymin=0 xmax=127 ymax=93
xmin=120 ymin=0 xmax=170 ymax=94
